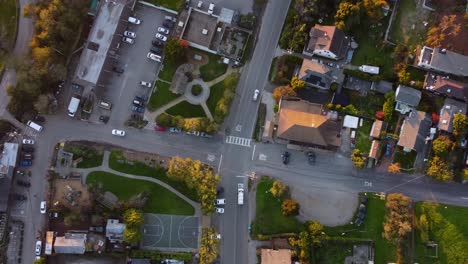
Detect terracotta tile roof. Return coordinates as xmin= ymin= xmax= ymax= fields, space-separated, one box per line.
xmin=277 ymin=100 xmax=341 ymax=147
xmin=370 ymin=120 xmax=383 ymax=138
xmin=369 ymin=140 xmax=380 ymax=159
xmin=261 ymin=249 xmax=291 ymax=264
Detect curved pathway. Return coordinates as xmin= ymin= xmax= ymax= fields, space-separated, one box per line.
xmin=77 ymin=151 xmax=201 ymax=216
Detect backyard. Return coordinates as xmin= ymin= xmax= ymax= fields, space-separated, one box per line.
xmin=251 ymin=177 xmax=303 ymax=236
xmin=0 ymin=0 xmax=17 ymax=70
xmin=393 ymin=148 xmax=417 ymax=170
xmin=109 ymin=150 xmax=198 ymax=201
xmin=86 ymin=171 xmax=195 ymax=215
xmin=147 ymin=81 xmax=180 ymax=111
xmin=354 ymin=119 xmax=373 ymax=154
xmin=390 ymin=0 xmax=429 ymax=49
xmin=324 ymin=193 xmax=396 ymax=264
xmin=166 ymin=101 xmax=206 ymax=118
xmin=199 ymin=53 xmax=227 ymax=82
xmin=346 ymin=91 xmax=385 ymax=119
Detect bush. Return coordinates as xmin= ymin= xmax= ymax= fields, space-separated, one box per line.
xmin=344 ymin=68 xmax=383 ymax=81
xmin=191 ymin=84 xmax=203 ymax=96
xmin=281 ymin=199 xmax=300 ymax=216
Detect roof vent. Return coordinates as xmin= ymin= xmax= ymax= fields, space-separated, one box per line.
xmin=442 ymin=120 xmax=447 ymax=124
xmin=202 ymin=29 xmax=208 ymax=35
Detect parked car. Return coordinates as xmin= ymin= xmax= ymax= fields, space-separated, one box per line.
xmin=152 ymin=39 xmax=164 ymax=47
xmin=21 ymin=153 xmax=34 ymax=160
xmin=20 ymin=160 xmax=32 ymax=166
xmin=208 ymin=3 xmax=215 ymax=14
xmin=157 ymin=27 xmax=170 ymax=35
xmin=49 ymin=212 xmax=60 ymax=218
xmin=128 ymin=16 xmax=141 ymax=24
xmin=306 ymin=151 xmax=316 ymax=165
xmin=22 ymin=145 xmax=34 ymax=152
xmin=169 ymin=127 xmax=182 ymax=133
xmin=253 ymin=89 xmax=260 ymax=101
xmin=131 ymin=106 xmax=145 ymax=113
xmin=123 ymin=31 xmax=136 ymax=38
xmin=40 ymin=201 xmax=47 ymax=214
xmin=155 ymin=33 xmax=167 ymax=42
xmin=215 ymin=199 xmax=226 ymax=205
xmin=200 ymin=132 xmax=213 ymax=138
xmin=131 ymin=114 xmax=143 ymax=121
xmin=17 ymin=180 xmax=31 ymax=187
xmin=33 ymin=115 xmax=45 ymax=123
xmin=135 ymin=95 xmax=148 ymax=102
xmin=122 ymin=37 xmax=134 ymax=44
xmin=150 ymin=46 xmax=163 ymax=55
xmin=133 ymin=99 xmax=144 ymax=107
xmin=186 ymin=131 xmax=200 ymax=136
xmin=147 ymin=52 xmax=161 ymax=62
xmin=22 ymin=139 xmax=35 ymax=145
xmin=35 ymin=240 xmax=42 ymax=255
xmin=217 ymin=187 xmax=224 ymax=195
xmin=154 ymin=125 xmax=166 ymax=132
xmin=215 ymin=207 xmax=224 ymax=214
xmin=164 ymin=15 xmax=177 ymax=22
xmin=140 ymin=81 xmax=152 ymax=87
xmin=111 ymin=129 xmax=126 ymax=137
xmin=281 ymin=151 xmax=290 ymax=165
xmin=99 ymin=115 xmax=109 ymax=124
xmin=163 ymin=20 xmax=174 ymax=29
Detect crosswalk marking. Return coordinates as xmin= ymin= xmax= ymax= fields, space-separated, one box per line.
xmin=225 ymin=136 xmax=252 ymax=147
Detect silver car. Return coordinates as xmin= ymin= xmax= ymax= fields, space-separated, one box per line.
xmin=123 ymin=31 xmax=136 ymax=38
xmin=155 ymin=33 xmax=168 ymax=42
xmin=157 ymin=27 xmax=170 ymax=35
xmin=122 ymin=37 xmax=134 ymax=44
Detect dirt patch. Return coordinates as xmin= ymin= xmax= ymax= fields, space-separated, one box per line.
xmin=52 ymin=179 xmax=91 ymax=212
xmin=119 ymin=149 xmax=170 ymax=169
xmin=291 ymin=187 xmax=358 ymax=226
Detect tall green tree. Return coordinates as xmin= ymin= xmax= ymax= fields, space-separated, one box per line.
xmin=164 ymin=39 xmax=187 ymax=63
xmin=426 ymin=156 xmax=453 ymax=182
xmin=453 ymin=113 xmax=468 ymax=135
xmin=432 ymin=135 xmax=454 ymax=156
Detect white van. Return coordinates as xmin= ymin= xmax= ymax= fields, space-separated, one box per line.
xmin=67 ymin=97 xmax=80 ymax=117
xmin=208 ymin=3 xmax=215 ymax=14
xmin=27 ymin=121 xmax=43 ymax=132
xmin=98 ymin=100 xmax=112 ymax=110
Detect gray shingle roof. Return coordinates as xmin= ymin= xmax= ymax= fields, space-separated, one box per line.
xmin=396 ymin=85 xmax=421 ymax=107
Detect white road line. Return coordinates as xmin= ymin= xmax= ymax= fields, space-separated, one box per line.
xmin=218 ymin=154 xmax=223 ymax=172
xmin=251 ymin=144 xmax=256 ymax=160
xmin=461 ymin=197 xmax=468 ymax=200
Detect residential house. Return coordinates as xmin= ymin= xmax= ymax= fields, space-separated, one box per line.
xmin=370 ymin=120 xmax=383 ymax=138
xmin=438 ymin=98 xmax=467 ymax=133
xmin=397 ymin=111 xmax=431 ymax=152
xmin=106 ymin=219 xmax=125 ymax=243
xmin=53 ymin=233 xmax=86 ymax=254
xmin=298 ymin=59 xmax=334 ymax=90
xmin=261 ymin=249 xmax=292 ymax=264
xmin=424 ymin=74 xmax=468 ymax=102
xmin=276 ymin=99 xmax=342 ymax=150
xmin=371 ymin=80 xmax=393 ymax=94
xmin=417 ymin=46 xmax=468 ymax=77
xmin=304 ymin=25 xmax=349 ymax=60
xmin=395 ymin=85 xmax=422 ymax=114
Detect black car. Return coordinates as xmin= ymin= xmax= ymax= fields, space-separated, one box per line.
xmin=135 ymin=95 xmax=148 ymax=102
xmin=16 ymin=180 xmax=31 ymax=187
xmin=306 ymin=151 xmax=316 ymax=165
xmin=163 ymin=20 xmax=174 ymax=29
xmin=99 ymin=115 xmax=109 ymax=124
xmin=131 ymin=114 xmax=142 ymax=121
xmin=22 ymin=145 xmax=34 ymax=152
xmin=281 ymin=151 xmax=290 ymax=165
xmin=112 ymin=66 xmax=124 ymax=73
xmin=152 ymin=39 xmax=164 ymax=47
xmin=33 ymin=115 xmax=46 ymax=123
xmin=217 ymin=187 xmax=224 ymax=195
xmin=150 ymin=46 xmax=163 ymax=55
xmin=14 ymin=194 xmax=27 ymax=201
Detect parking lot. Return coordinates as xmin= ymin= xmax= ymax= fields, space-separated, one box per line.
xmin=91 ymin=4 xmax=175 ymax=128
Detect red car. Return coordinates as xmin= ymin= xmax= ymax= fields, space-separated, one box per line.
xmin=154 ymin=125 xmax=166 ymax=132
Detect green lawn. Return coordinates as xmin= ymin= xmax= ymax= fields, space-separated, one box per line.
xmin=390 ymin=0 xmax=428 ymax=49
xmin=146 ymin=0 xmax=184 ymax=10
xmin=325 ymin=193 xmax=396 ymax=264
xmin=406 ymin=66 xmax=426 ymax=82
xmin=206 ymin=81 xmax=226 ymax=114
xmin=148 ymin=81 xmax=180 ymax=111
xmin=166 ymin=101 xmax=206 ymax=118
xmin=252 ymin=177 xmax=303 ymax=235
xmin=355 ymin=119 xmax=373 ymax=154
xmin=159 ymin=61 xmax=182 ymax=82
xmin=86 ymin=171 xmax=194 ymax=215
xmin=393 ymin=148 xmax=417 ymax=170
xmin=109 ymin=150 xmax=198 ymax=201
xmin=0 ymin=0 xmax=17 ymax=69
xmin=315 ymin=241 xmax=356 ymax=264
xmin=64 ymin=145 xmax=103 ymax=169
xmin=346 ymin=91 xmax=385 ymax=119
xmin=199 ymin=53 xmax=227 ymax=82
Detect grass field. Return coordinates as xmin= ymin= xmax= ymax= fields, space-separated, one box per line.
xmin=199 ymin=53 xmax=227 ymax=82
xmin=146 ymin=0 xmax=184 ymax=10
xmin=325 ymin=193 xmax=396 ymax=264
xmin=252 ymin=177 xmax=303 ymax=235
xmin=0 ymin=0 xmax=17 ymax=69
xmin=166 ymin=101 xmax=206 ymax=118
xmin=159 ymin=61 xmax=183 ymax=82
xmin=393 ymin=148 xmax=417 ymax=170
xmin=390 ymin=0 xmax=428 ymax=49
xmin=148 ymin=81 xmax=180 ymax=111
xmin=109 ymin=150 xmax=198 ymax=201
xmin=206 ymin=81 xmax=226 ymax=114
xmin=355 ymin=119 xmax=373 ymax=154
xmin=86 ymin=171 xmax=194 ymax=215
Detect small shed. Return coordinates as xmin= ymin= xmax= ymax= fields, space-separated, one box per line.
xmin=370 ymin=120 xmax=383 ymax=138
xmin=369 ymin=140 xmax=380 ymax=159
xmin=343 ymin=115 xmax=359 ymax=129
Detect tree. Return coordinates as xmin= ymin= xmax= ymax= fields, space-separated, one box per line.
xmin=334 ymin=1 xmax=360 ymax=31
xmin=33 ymin=257 xmax=46 ymax=264
xmin=33 ymin=94 xmax=52 ymax=114
xmin=397 ymin=66 xmax=411 ymax=84
xmin=308 ymin=221 xmax=327 ymax=246
xmin=426 ymin=156 xmax=453 ymax=182
xmin=452 ymin=113 xmax=468 ymax=135
xmin=362 ymin=0 xmax=388 ymax=21
xmin=164 ymin=39 xmax=187 ymax=63
xmin=431 ymin=112 xmax=440 ymax=125
xmin=156 ymin=113 xmax=173 ymax=127
xmin=432 ymin=135 xmax=454 ymax=156
xmin=382 ymin=91 xmax=395 ymax=122
xmin=382 ymin=193 xmax=412 ymax=245
xmin=123 ymin=228 xmax=141 ymax=244
xmin=426 ymin=15 xmax=461 ymax=47
xmin=463 ymin=169 xmax=468 ymax=181
xmin=281 ymin=199 xmax=300 ymax=216
xmin=199 ymin=228 xmax=220 ymax=264
xmin=343 ymin=104 xmax=358 ymax=115
xmin=272 ymin=85 xmax=297 ymax=102
xmin=123 ymin=208 xmax=143 ymax=228
xmin=419 ymin=214 xmax=429 ymax=242
xmin=375 ymin=110 xmax=385 ymax=120
xmin=290 ymin=76 xmax=306 ymax=89
xmin=269 ymin=180 xmax=287 ymax=197
xmin=351 ymin=149 xmax=366 ymax=169
xmin=388 ymin=163 xmax=401 ymax=174
xmin=184 ymin=118 xmax=201 ymax=132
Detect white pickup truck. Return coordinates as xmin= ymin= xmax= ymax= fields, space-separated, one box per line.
xmin=238 ymin=183 xmax=244 ymax=205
